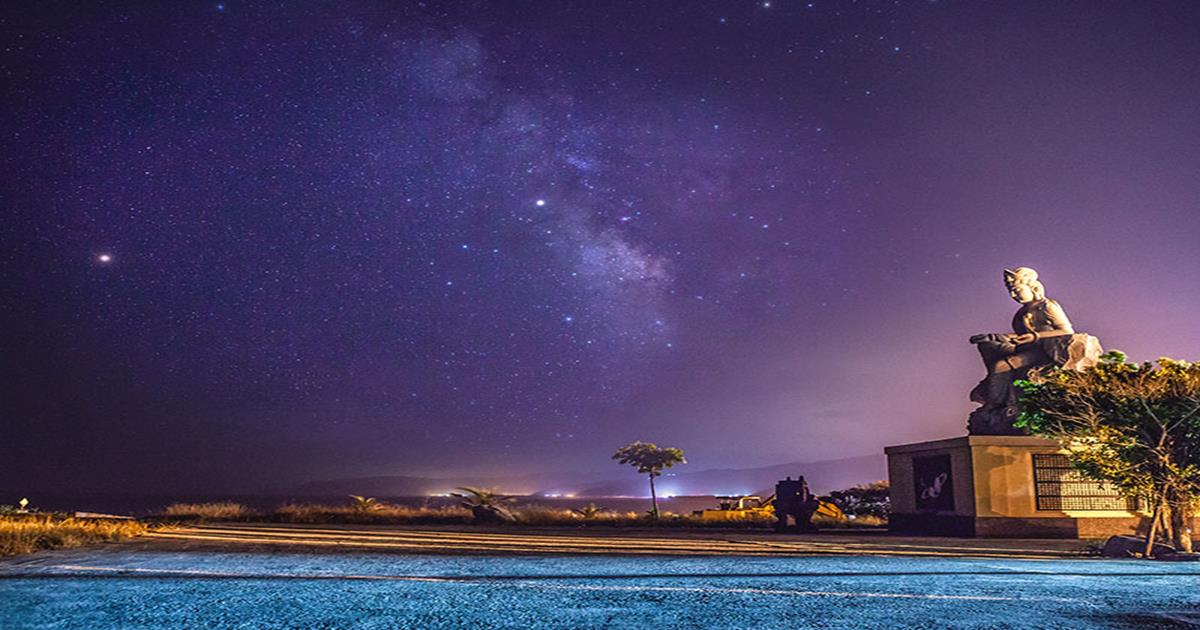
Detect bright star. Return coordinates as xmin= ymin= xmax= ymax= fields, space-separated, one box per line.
xmin=535 ymin=199 xmax=546 ymax=207
xmin=96 ymin=253 xmax=113 ymax=264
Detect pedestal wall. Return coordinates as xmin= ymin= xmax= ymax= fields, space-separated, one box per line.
xmin=885 ymin=435 xmax=1165 ymax=538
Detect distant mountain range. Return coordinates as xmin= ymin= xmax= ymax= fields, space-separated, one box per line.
xmin=291 ymin=454 xmax=885 ymax=498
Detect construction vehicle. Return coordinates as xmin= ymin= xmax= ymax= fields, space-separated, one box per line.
xmin=697 ymin=492 xmax=845 ymax=523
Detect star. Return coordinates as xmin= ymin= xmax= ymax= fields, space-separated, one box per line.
xmin=96 ymin=253 xmax=113 ymax=264
xmin=535 ymin=199 xmax=546 ymax=207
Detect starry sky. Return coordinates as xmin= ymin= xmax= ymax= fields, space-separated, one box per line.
xmin=4 ymin=1 xmax=1200 ymax=494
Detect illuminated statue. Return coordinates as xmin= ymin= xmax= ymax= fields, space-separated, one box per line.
xmin=967 ymin=267 xmax=1103 ymax=435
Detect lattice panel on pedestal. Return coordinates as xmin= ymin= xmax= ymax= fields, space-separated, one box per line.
xmin=1032 ymin=454 xmax=1141 ymax=511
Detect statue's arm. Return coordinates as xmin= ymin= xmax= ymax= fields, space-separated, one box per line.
xmin=1043 ymin=299 xmax=1074 ymax=333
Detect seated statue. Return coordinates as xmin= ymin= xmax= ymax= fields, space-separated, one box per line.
xmin=967 ymin=267 xmax=1103 ymax=435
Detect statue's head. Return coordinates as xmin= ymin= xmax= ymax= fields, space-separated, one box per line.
xmin=1003 ymin=267 xmax=1044 ymax=304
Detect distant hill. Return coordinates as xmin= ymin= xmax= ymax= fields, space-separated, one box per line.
xmin=291 ymin=454 xmax=885 ymax=498
xmin=554 ymin=454 xmax=884 ymax=497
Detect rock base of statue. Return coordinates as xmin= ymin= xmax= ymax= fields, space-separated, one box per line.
xmin=967 ymin=333 xmax=1103 ymax=435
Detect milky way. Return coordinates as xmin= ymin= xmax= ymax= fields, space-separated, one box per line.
xmin=5 ymin=1 xmax=1200 ymax=492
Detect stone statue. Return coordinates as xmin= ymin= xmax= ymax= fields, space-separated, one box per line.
xmin=967 ymin=267 xmax=1103 ymax=435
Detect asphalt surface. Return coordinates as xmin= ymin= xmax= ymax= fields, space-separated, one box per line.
xmin=2 ymin=545 xmax=1199 ymax=628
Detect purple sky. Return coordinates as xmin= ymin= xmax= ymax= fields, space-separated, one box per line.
xmin=4 ymin=1 xmax=1200 ymax=493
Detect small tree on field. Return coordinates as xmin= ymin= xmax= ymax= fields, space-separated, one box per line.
xmin=1017 ymin=352 xmax=1200 ymax=556
xmin=612 ymin=441 xmax=686 ymax=519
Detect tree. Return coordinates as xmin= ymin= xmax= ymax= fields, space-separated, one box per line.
xmin=1016 ymin=352 xmax=1200 ymax=556
xmin=612 ymin=441 xmax=686 ymax=519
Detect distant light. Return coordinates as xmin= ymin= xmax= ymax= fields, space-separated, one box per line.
xmin=96 ymin=253 xmax=113 ymax=264
xmin=535 ymin=199 xmax=546 ymax=207
xmin=563 ymin=315 xmax=574 ymax=323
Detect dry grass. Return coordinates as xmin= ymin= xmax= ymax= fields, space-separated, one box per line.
xmin=512 ymin=506 xmax=779 ymax=528
xmin=0 ymin=515 xmax=148 ymax=556
xmin=841 ymin=514 xmax=888 ymax=528
xmin=153 ymin=500 xmax=887 ymax=530
xmin=247 ymin=502 xmax=879 ymax=529
xmin=274 ymin=503 xmax=473 ymax=525
xmin=162 ymin=502 xmax=254 ymax=521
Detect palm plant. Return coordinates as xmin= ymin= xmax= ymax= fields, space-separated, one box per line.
xmin=450 ymin=487 xmax=514 ymax=508
xmin=451 ymin=487 xmax=516 ymax=523
xmin=348 ymin=495 xmax=384 ymax=513
xmin=571 ymin=503 xmax=608 ymax=519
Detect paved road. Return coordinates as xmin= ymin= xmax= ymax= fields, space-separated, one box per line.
xmin=2 ymin=545 xmax=1198 ymax=628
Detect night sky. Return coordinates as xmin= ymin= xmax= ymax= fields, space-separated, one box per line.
xmin=4 ymin=1 xmax=1200 ymax=494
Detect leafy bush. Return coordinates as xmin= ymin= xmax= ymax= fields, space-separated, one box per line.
xmin=827 ymin=481 xmax=890 ymax=519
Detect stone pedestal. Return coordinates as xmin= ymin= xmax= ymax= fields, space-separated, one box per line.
xmin=886 ymin=435 xmax=1151 ymax=538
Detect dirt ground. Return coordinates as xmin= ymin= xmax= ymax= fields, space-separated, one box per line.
xmin=125 ymin=523 xmax=1097 ymax=559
